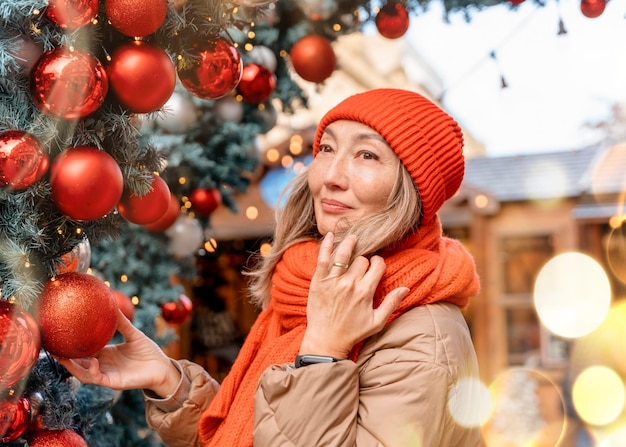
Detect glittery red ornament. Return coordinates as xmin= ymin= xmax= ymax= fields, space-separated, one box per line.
xmin=107 ymin=41 xmax=176 ymax=113
xmin=104 ymin=0 xmax=167 ymax=37
xmin=0 ymin=302 xmax=41 ymax=389
xmin=178 ymin=37 xmax=242 ymax=100
xmin=580 ymin=0 xmax=605 ymax=17
xmin=117 ymin=174 xmax=171 ymax=225
xmin=0 ymin=396 xmax=31 ymax=443
xmin=112 ymin=290 xmax=135 ymax=321
xmin=29 ymin=429 xmax=87 ymax=447
xmin=189 ymin=187 xmax=222 ymax=217
xmin=45 ymin=0 xmax=99 ymax=30
xmin=37 ymin=272 xmax=118 ymax=358
xmin=50 ymin=146 xmax=123 ymax=221
xmin=375 ymin=2 xmax=410 ymax=39
xmin=143 ymin=192 xmax=180 ymax=232
xmin=161 ymin=294 xmax=193 ymax=325
xmin=0 ymin=130 xmax=49 ymax=190
xmin=289 ymin=35 xmax=336 ymax=83
xmin=30 ymin=48 xmax=108 ymax=120
xmin=237 ymin=63 xmax=276 ymax=104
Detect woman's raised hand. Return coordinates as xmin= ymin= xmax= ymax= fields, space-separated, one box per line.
xmin=299 ymin=232 xmax=409 ymax=359
xmin=56 ymin=309 xmax=181 ymax=398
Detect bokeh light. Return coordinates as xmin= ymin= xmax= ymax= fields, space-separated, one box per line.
xmin=448 ymin=378 xmax=491 ymax=427
xmin=606 ymin=220 xmax=626 ymax=284
xmin=599 ymin=427 xmax=626 ymax=446
xmin=572 ymin=365 xmax=625 ymax=427
xmin=483 ymin=368 xmax=566 ymax=447
xmin=533 ymin=252 xmax=611 ymax=338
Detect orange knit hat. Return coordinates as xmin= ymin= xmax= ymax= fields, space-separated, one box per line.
xmin=313 ymin=88 xmax=465 ymax=224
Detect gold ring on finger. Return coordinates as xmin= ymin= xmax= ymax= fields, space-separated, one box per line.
xmin=333 ymin=262 xmax=349 ymax=269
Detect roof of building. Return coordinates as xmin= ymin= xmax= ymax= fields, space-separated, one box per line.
xmin=462 ymin=143 xmax=624 ymax=202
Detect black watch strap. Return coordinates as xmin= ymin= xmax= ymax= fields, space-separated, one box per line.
xmin=295 ymin=354 xmax=344 ymax=368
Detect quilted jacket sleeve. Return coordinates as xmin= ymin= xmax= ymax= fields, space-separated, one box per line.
xmin=144 ymin=359 xmax=220 ymax=447
xmin=253 ymin=304 xmax=486 ymax=447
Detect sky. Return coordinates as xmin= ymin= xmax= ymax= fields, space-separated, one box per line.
xmin=406 ymin=0 xmax=626 ymax=157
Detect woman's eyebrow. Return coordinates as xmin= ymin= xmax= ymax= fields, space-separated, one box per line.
xmin=323 ymin=127 xmax=387 ymax=144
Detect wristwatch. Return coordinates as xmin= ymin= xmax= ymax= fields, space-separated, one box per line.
xmin=294 ymin=354 xmax=344 ymax=368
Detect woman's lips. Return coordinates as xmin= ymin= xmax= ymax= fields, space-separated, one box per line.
xmin=320 ymin=199 xmax=351 ymax=213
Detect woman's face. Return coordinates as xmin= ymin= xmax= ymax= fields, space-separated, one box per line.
xmin=308 ymin=120 xmax=400 ymax=235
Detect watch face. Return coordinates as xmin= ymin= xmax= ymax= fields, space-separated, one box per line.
xmin=295 ymin=354 xmax=341 ymax=368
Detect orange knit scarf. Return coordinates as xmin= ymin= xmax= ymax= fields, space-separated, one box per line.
xmin=198 ymin=216 xmax=480 ymax=446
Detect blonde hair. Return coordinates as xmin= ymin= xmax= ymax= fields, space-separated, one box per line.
xmin=246 ymin=162 xmax=422 ymax=309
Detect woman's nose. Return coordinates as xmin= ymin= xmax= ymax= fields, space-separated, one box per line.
xmin=323 ymin=155 xmax=348 ymax=189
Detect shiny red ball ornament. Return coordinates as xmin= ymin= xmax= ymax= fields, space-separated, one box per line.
xmin=0 ymin=130 xmax=49 ymax=190
xmin=107 ymin=41 xmax=176 ymax=113
xmin=189 ymin=187 xmax=222 ymax=217
xmin=105 ymin=0 xmax=167 ymax=37
xmin=178 ymin=37 xmax=243 ymax=100
xmin=289 ymin=35 xmax=336 ymax=83
xmin=112 ymin=290 xmax=135 ymax=321
xmin=30 ymin=48 xmax=108 ymax=120
xmin=117 ymin=174 xmax=171 ymax=225
xmin=0 ymin=396 xmax=31 ymax=443
xmin=29 ymin=429 xmax=88 ymax=447
xmin=580 ymin=0 xmax=606 ymax=17
xmin=0 ymin=301 xmax=41 ymax=389
xmin=237 ymin=63 xmax=276 ymax=104
xmin=375 ymin=2 xmax=410 ymax=39
xmin=161 ymin=294 xmax=193 ymax=325
xmin=37 ymin=272 xmax=118 ymax=358
xmin=45 ymin=0 xmax=99 ymax=30
xmin=143 ymin=192 xmax=180 ymax=232
xmin=50 ymin=146 xmax=123 ymax=221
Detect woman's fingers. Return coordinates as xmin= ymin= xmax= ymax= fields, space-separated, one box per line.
xmin=373 ymin=287 xmax=409 ymax=327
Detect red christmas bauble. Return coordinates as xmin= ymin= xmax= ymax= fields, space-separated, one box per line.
xmin=50 ymin=146 xmax=123 ymax=221
xmin=112 ymin=290 xmax=135 ymax=321
xmin=289 ymin=35 xmax=336 ymax=83
xmin=375 ymin=2 xmax=410 ymax=39
xmin=0 ymin=302 xmax=41 ymax=389
xmin=37 ymin=272 xmax=118 ymax=358
xmin=580 ymin=0 xmax=606 ymax=17
xmin=117 ymin=174 xmax=171 ymax=225
xmin=0 ymin=396 xmax=31 ymax=443
xmin=104 ymin=0 xmax=167 ymax=37
xmin=143 ymin=192 xmax=180 ymax=232
xmin=45 ymin=0 xmax=99 ymax=30
xmin=56 ymin=238 xmax=91 ymax=274
xmin=178 ymin=37 xmax=243 ymax=100
xmin=29 ymin=429 xmax=87 ymax=447
xmin=30 ymin=48 xmax=108 ymax=120
xmin=107 ymin=41 xmax=176 ymax=113
xmin=161 ymin=294 xmax=193 ymax=325
xmin=0 ymin=130 xmax=49 ymax=190
xmin=189 ymin=187 xmax=222 ymax=216
xmin=237 ymin=63 xmax=276 ymax=104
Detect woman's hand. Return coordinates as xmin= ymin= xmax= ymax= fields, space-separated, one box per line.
xmin=299 ymin=232 xmax=409 ymax=359
xmin=56 ymin=309 xmax=181 ymax=398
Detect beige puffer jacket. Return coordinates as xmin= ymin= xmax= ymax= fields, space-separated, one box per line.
xmin=145 ymin=302 xmax=486 ymax=447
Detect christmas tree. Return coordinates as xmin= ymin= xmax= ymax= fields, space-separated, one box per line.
xmin=0 ymin=0 xmax=579 ymax=445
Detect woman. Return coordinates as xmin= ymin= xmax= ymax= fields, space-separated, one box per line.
xmin=60 ymin=89 xmax=485 ymax=446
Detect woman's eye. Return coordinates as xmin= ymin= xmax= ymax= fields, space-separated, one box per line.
xmin=359 ymin=151 xmax=377 ymax=160
xmin=318 ymin=144 xmax=333 ymax=153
